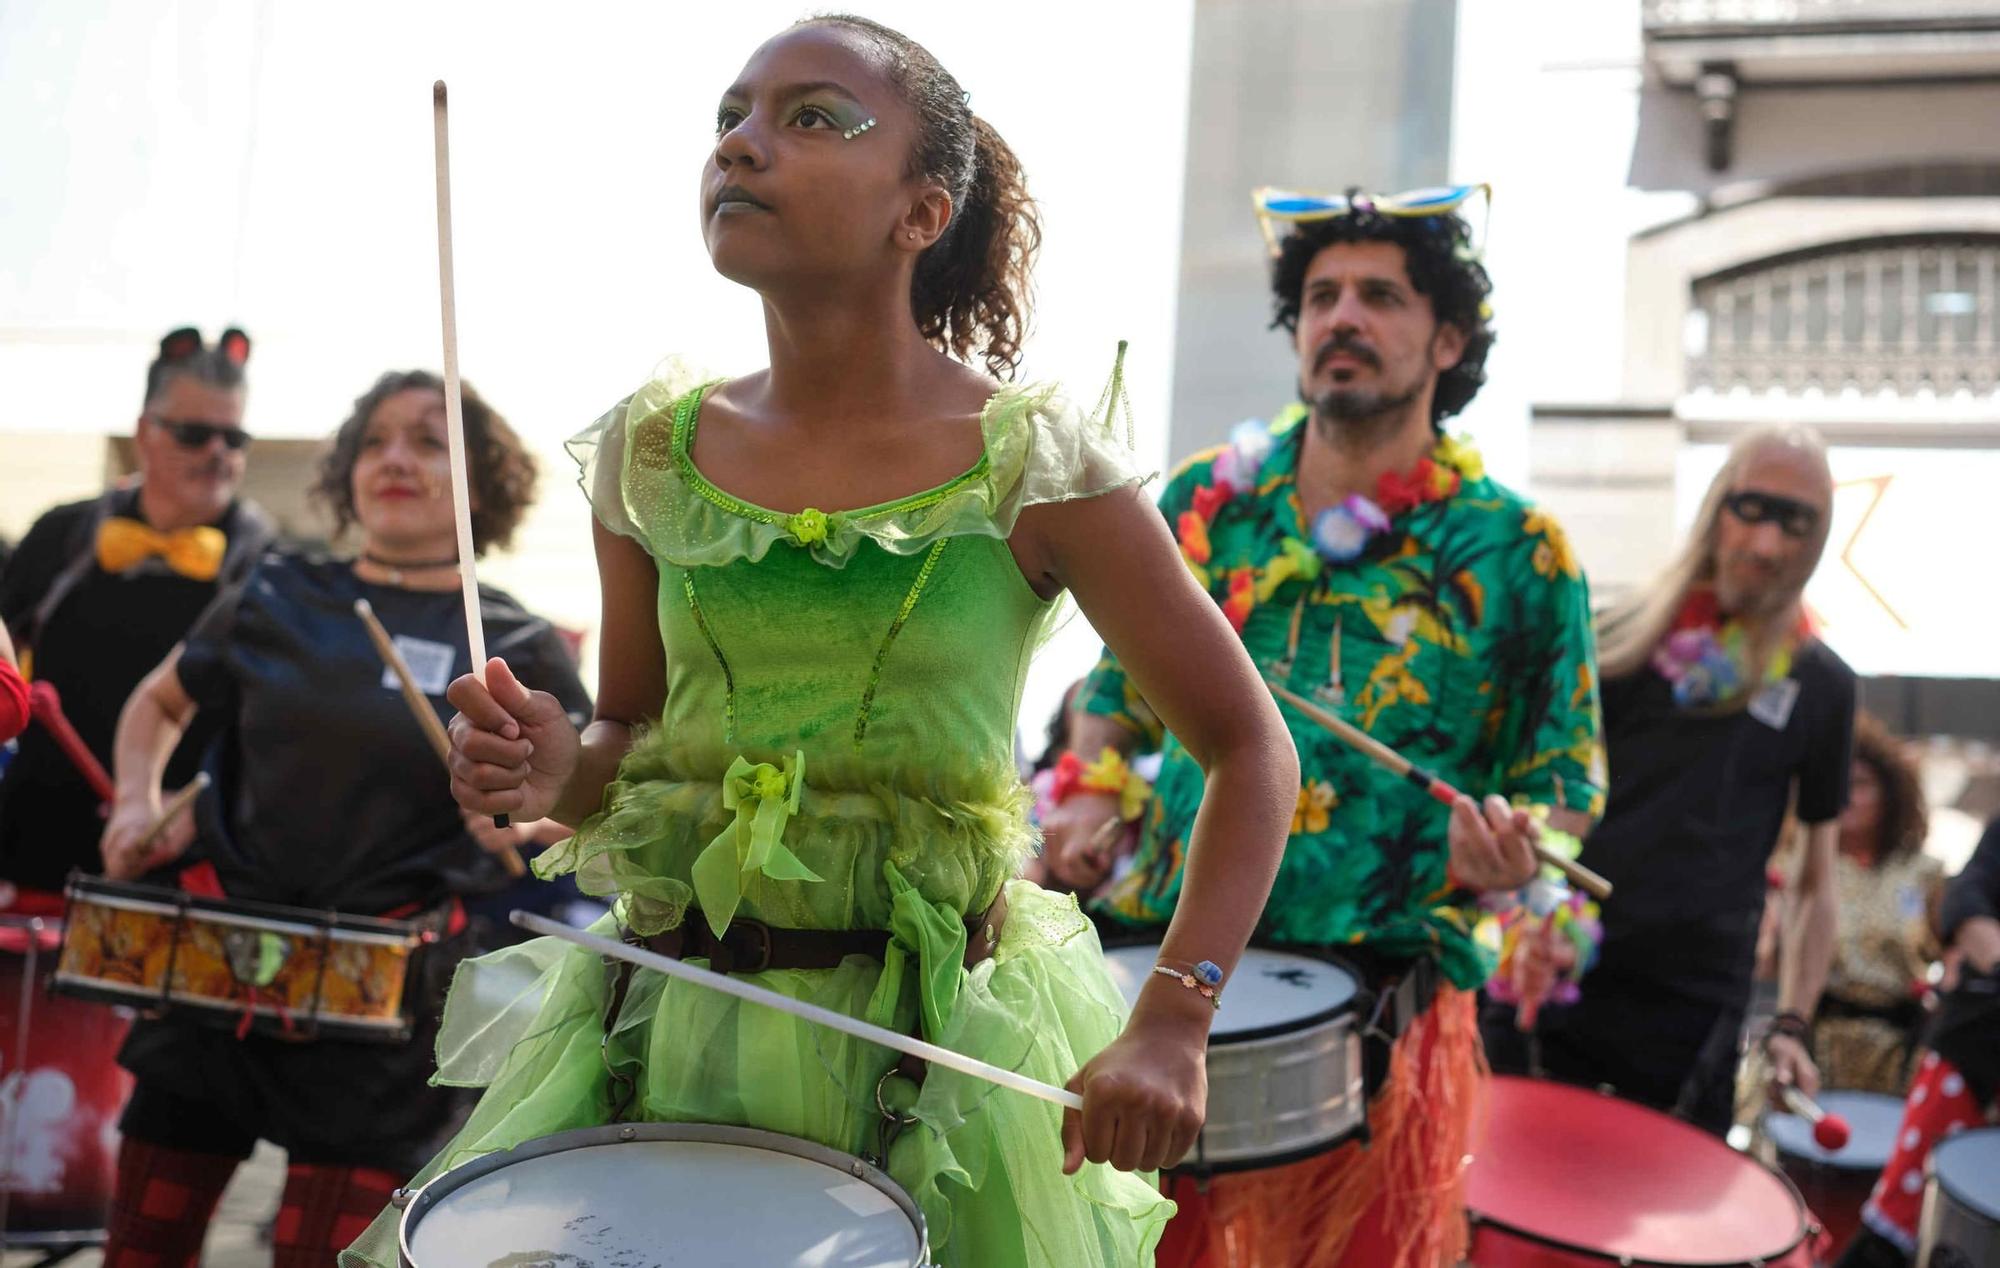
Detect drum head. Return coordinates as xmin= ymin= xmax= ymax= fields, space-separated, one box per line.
xmin=1468 ymin=1076 xmax=1809 ymax=1266
xmin=1100 ymin=945 xmax=1357 ymax=1042
xmin=401 ymin=1124 xmax=925 ymax=1267
xmin=1932 ymin=1128 xmax=2000 ymax=1224
xmin=1764 ymin=1090 xmax=1906 ymax=1170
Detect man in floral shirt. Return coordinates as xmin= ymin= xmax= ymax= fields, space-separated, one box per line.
xmin=1043 ymin=189 xmax=1605 ymax=1268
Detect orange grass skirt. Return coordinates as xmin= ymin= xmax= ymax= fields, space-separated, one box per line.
xmin=1157 ymin=984 xmax=1487 ymax=1268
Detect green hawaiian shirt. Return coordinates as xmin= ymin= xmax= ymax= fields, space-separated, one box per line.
xmin=1085 ymin=407 xmax=1606 ymax=988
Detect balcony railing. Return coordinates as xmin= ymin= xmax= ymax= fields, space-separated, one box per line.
xmin=1687 ymin=235 xmax=2000 ymax=396
xmin=1645 ymin=0 xmax=2000 ymax=31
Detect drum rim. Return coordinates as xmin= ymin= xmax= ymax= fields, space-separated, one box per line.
xmin=1098 ymin=942 xmax=1361 ymax=1044
xmin=396 ymin=1121 xmax=932 ymax=1267
xmin=64 ymin=872 xmax=425 ymax=940
xmin=1929 ymin=1127 xmax=2000 ymax=1226
xmin=1468 ymin=1201 xmax=1813 ymax=1268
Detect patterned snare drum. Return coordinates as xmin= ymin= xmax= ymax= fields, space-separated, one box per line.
xmin=54 ymin=875 xmax=432 ymax=1043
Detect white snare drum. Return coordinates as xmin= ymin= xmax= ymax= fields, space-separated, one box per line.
xmin=398 ymin=1123 xmax=931 ymax=1268
xmin=1919 ymin=1127 xmax=2000 ymax=1268
xmin=1101 ymin=944 xmax=1364 ymax=1172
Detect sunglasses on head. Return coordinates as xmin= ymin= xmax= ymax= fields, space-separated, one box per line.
xmin=151 ymin=417 xmax=252 ymax=451
xmin=1722 ymin=490 xmax=1818 ymax=539
xmin=1251 ymin=182 xmax=1491 ymax=258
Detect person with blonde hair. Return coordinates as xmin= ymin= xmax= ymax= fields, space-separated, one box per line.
xmin=1495 ymin=423 xmax=1854 ymax=1134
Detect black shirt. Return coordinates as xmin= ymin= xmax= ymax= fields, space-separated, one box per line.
xmin=175 ymin=553 xmax=591 ymax=914
xmin=1579 ymin=639 xmax=1856 ymax=1008
xmin=0 ymin=489 xmax=270 ymax=892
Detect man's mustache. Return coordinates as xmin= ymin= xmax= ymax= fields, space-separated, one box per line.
xmin=1313 ymin=334 xmax=1379 ymax=373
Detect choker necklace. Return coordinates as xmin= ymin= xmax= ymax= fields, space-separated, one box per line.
xmin=361 ymin=552 xmax=458 ymax=586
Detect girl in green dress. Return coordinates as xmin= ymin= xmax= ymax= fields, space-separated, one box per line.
xmin=343 ymin=15 xmax=1296 ymax=1267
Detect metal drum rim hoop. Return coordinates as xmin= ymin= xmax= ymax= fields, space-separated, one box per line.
xmin=395 ymin=1121 xmax=932 ymax=1268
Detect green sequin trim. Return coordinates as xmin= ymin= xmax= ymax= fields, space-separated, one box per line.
xmin=681 ymin=570 xmax=736 ymax=741
xmin=854 ymin=538 xmax=951 ymax=747
xmin=670 ymin=383 xmax=996 ymax=529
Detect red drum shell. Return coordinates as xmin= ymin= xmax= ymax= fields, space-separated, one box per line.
xmin=1467 ymin=1076 xmax=1814 ymax=1267
xmin=0 ymin=915 xmax=132 ymax=1243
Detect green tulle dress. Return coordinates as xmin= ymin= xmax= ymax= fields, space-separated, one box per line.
xmin=341 ymin=358 xmax=1172 ymax=1267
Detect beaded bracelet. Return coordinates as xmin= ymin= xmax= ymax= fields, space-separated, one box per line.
xmin=1152 ymin=959 xmax=1225 ymax=1010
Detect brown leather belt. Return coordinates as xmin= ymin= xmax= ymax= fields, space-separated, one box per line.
xmin=625 ymin=885 xmax=1009 ymax=975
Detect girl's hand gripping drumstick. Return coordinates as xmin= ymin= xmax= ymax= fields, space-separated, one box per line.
xmin=357 ymin=598 xmax=525 ymax=878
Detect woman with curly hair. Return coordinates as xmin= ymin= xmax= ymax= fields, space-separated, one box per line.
xmin=98 ymin=370 xmax=588 ymax=1266
xmin=1812 ymin=710 xmax=1942 ymax=1093
xmin=341 ymin=14 xmax=1296 ymax=1268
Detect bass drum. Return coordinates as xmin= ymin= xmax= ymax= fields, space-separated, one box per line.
xmin=1763 ymin=1089 xmax=1904 ymax=1255
xmin=0 ymin=913 xmax=133 ymax=1247
xmin=1467 ymin=1076 xmax=1816 ymax=1266
xmin=1918 ymin=1127 xmax=2000 ymax=1268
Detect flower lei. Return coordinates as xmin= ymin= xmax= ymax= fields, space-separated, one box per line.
xmin=1651 ymin=586 xmax=1812 ymax=709
xmin=1478 ymin=819 xmax=1601 ymax=1018
xmin=1039 ymin=747 xmax=1152 ymax=823
xmin=1175 ymin=417 xmax=1485 ymax=631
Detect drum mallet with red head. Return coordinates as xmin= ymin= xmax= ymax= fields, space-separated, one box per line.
xmin=1782 ymin=1086 xmax=1851 ymax=1151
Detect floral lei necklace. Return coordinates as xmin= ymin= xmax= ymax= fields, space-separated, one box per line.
xmin=1175 ymin=416 xmax=1485 ymax=631
xmin=1652 ymin=586 xmax=1813 ymax=709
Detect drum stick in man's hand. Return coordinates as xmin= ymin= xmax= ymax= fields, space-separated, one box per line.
xmin=356 ymin=598 xmax=526 ymax=878
xmin=1265 ymin=679 xmax=1612 ymax=900
xmin=133 ymin=771 xmax=211 ymax=866
xmin=431 ymin=78 xmax=507 ymax=833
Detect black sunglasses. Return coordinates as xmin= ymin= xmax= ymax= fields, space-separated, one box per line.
xmin=151 ymin=417 xmax=252 ymax=451
xmin=1723 ymin=490 xmax=1818 ymax=539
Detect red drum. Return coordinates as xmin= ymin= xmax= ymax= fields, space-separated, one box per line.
xmin=0 ymin=913 xmax=132 ymax=1246
xmin=1467 ymin=1076 xmax=1817 ymax=1267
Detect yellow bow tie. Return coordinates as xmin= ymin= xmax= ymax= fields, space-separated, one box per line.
xmin=95 ymin=517 xmax=227 ymax=582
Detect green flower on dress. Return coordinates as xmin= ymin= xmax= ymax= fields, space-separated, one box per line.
xmin=786 ymin=508 xmax=830 ymax=547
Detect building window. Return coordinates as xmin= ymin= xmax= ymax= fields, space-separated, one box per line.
xmin=1687 ymin=233 xmax=1999 ymax=396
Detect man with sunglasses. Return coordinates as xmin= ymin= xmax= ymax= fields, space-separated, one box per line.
xmin=1049 ymin=187 xmax=1606 ymax=1268
xmin=0 ymin=327 xmax=273 ymax=900
xmin=1492 ymin=424 xmax=1854 ymax=1137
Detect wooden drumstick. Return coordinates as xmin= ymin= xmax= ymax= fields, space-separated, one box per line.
xmin=431 ymin=79 xmax=507 ymax=832
xmin=1265 ymin=679 xmax=1612 ymax=900
xmin=134 ymin=771 xmax=211 ymax=862
xmin=356 ymin=598 xmax=526 ymax=878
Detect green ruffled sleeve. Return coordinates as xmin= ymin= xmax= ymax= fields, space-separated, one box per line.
xmin=564 ymin=356 xmax=717 ymax=545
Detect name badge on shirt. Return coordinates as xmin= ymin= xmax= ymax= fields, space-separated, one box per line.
xmin=1748 ymin=677 xmax=1799 ymax=731
xmin=386 ymin=635 xmax=456 ymax=697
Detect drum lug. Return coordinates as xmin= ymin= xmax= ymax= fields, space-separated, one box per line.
xmin=391 ymin=1187 xmax=413 ymax=1210
xmin=619 ymin=1126 xmax=637 ymax=1141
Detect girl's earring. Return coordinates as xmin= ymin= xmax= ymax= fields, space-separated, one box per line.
xmin=842 ymin=117 xmax=877 ymax=141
